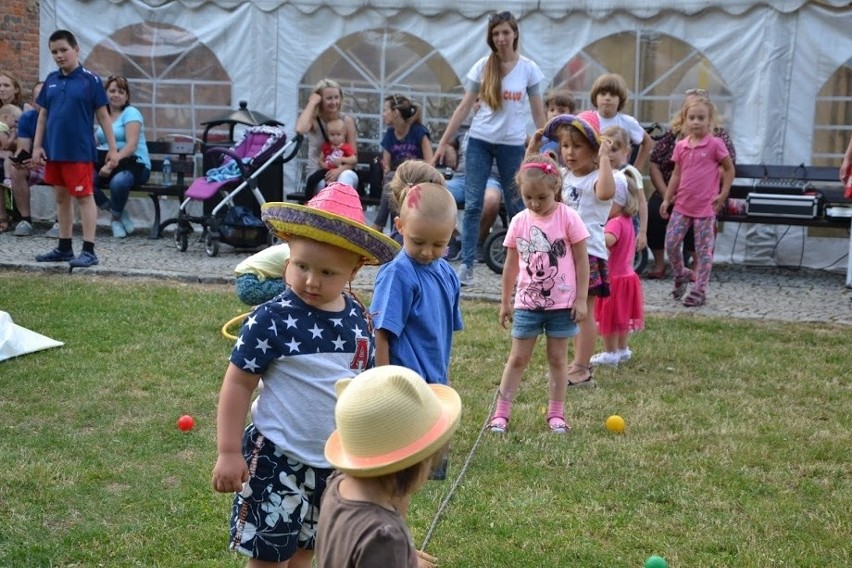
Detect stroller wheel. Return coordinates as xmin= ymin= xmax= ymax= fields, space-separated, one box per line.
xmin=483 ymin=228 xmax=508 ymax=274
xmin=205 ymin=233 xmax=220 ymax=257
xmin=174 ymin=225 xmax=189 ymax=252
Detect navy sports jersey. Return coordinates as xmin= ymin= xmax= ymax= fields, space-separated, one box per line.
xmin=37 ymin=65 xmax=108 ymax=162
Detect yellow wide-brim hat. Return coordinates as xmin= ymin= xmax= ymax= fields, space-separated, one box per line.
xmin=261 ymin=182 xmax=400 ymax=265
xmin=325 ymin=366 xmax=462 ymax=477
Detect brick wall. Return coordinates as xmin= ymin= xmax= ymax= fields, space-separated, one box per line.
xmin=0 ymin=0 xmax=41 ymax=97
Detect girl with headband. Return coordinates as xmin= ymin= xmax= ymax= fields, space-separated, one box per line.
xmin=487 ymin=154 xmax=589 ymax=434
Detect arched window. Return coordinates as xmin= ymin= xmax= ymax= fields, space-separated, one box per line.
xmin=298 ymin=29 xmax=460 ymax=157
xmin=813 ymin=57 xmax=851 ymax=167
xmin=84 ymin=22 xmax=231 ymax=142
xmin=550 ymin=31 xmax=734 ymax=131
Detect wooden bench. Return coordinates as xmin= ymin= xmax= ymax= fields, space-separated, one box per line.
xmin=99 ymin=140 xmax=195 ymax=238
xmin=286 ymin=150 xmax=383 ymax=207
xmin=718 ymin=164 xmax=851 ymax=286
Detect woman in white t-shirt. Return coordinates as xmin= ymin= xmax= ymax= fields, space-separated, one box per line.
xmin=433 ymin=11 xmax=546 ymax=286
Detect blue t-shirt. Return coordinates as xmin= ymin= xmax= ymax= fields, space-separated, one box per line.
xmin=37 ymin=65 xmax=108 ymax=162
xmin=370 ymin=251 xmax=463 ymax=384
xmin=96 ymin=106 xmax=151 ymax=169
xmin=17 ymin=109 xmax=38 ymax=139
xmin=381 ymin=123 xmax=431 ymax=169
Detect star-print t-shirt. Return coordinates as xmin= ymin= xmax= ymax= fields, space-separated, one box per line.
xmin=229 ymin=288 xmax=374 ymax=468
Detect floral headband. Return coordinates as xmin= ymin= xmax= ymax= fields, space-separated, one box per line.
xmin=520 ymin=162 xmax=558 ymax=176
xmin=543 ymin=113 xmax=601 ymax=151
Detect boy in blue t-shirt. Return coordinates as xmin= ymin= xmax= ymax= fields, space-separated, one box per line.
xmin=31 ymin=29 xmax=118 ymax=268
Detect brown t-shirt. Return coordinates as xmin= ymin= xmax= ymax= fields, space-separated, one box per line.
xmin=316 ymin=471 xmax=418 ymax=568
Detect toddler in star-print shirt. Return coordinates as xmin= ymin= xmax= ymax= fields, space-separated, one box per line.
xmin=211 ymin=183 xmax=400 ymax=566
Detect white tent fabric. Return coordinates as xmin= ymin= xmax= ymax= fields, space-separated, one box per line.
xmin=0 ymin=312 xmax=64 ymax=362
xmin=37 ymin=1 xmax=852 ymax=271
xmin=40 ymin=0 xmax=852 ymax=165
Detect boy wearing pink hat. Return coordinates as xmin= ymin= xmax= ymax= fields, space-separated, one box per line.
xmin=212 ymin=182 xmax=400 ymax=567
xmin=317 ymin=365 xmax=461 ymax=567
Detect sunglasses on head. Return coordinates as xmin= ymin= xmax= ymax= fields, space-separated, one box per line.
xmin=685 ymin=88 xmax=709 ymax=97
xmin=489 ymin=11 xmax=513 ymax=24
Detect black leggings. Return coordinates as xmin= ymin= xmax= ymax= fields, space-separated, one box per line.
xmin=647 ymin=191 xmax=694 ymax=252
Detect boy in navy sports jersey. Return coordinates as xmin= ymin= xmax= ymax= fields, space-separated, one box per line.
xmin=212 ymin=183 xmax=400 ymax=566
xmin=31 ymin=29 xmax=118 ymax=268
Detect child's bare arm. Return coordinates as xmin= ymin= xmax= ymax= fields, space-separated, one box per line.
xmin=713 ymin=155 xmax=736 ymax=212
xmin=636 ymin=189 xmax=648 ymax=251
xmin=212 ymin=363 xmax=260 ymax=493
xmin=95 ymin=106 xmax=119 ymax=167
xmin=571 ymin=239 xmax=589 ymax=322
xmin=595 ymin=138 xmax=615 ymax=201
xmin=661 ymin=163 xmax=680 ymax=220
xmin=526 ymin=128 xmax=545 ymax=157
xmin=374 ymin=329 xmax=392 ymax=366
xmin=633 ymin=130 xmax=654 ymax=171
xmin=500 ymin=247 xmax=520 ymax=328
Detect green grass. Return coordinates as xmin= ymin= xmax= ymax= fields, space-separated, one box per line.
xmin=0 ymin=272 xmax=849 ymax=567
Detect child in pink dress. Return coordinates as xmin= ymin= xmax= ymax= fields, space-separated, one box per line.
xmin=591 ymin=178 xmax=645 ymax=366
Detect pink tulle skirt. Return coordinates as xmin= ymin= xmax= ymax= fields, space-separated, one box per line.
xmin=594 ymin=273 xmax=644 ymax=335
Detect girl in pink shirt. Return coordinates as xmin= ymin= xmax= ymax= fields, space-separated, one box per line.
xmin=660 ymin=96 xmax=734 ymax=307
xmin=488 ymin=154 xmax=589 ymax=434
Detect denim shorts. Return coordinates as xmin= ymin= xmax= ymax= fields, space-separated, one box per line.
xmin=511 ymin=308 xmax=579 ymax=339
xmin=229 ymin=424 xmax=332 ymax=563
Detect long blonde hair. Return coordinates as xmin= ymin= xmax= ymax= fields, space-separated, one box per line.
xmin=480 ymin=11 xmax=519 ymax=111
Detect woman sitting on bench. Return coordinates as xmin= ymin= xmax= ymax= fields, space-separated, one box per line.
xmin=94 ymin=75 xmax=150 ymax=238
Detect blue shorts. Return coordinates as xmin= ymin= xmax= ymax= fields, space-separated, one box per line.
xmin=446 ymin=173 xmax=503 ymax=206
xmin=229 ymin=424 xmax=332 ymax=562
xmin=511 ymin=308 xmax=579 ymax=339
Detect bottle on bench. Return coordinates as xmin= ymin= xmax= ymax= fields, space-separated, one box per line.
xmin=162 ymin=157 xmax=172 ymax=187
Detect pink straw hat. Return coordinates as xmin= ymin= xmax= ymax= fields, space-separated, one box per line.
xmin=325 ymin=366 xmax=462 ymax=477
xmin=261 ymin=182 xmax=400 ymax=265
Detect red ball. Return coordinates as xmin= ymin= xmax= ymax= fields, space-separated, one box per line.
xmin=177 ymin=414 xmax=195 ymax=431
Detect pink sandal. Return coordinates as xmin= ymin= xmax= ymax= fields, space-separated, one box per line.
xmin=487 ymin=414 xmax=509 ymax=434
xmin=547 ymin=414 xmax=571 ymax=434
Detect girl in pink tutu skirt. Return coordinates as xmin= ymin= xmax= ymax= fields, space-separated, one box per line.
xmin=591 ymin=174 xmax=644 ymax=366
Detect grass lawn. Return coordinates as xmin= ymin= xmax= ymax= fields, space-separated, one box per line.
xmin=0 ymin=272 xmax=849 ymax=567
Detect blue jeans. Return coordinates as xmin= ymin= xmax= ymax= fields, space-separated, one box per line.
xmin=94 ymin=167 xmax=151 ymax=217
xmin=461 ymin=137 xmax=524 ymax=267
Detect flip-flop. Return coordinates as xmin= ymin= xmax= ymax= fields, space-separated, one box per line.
xmin=566 ymin=364 xmax=597 ymax=388
xmin=644 ymin=269 xmax=666 ymax=280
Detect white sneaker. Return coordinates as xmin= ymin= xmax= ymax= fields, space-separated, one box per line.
xmin=617 ymin=348 xmax=633 ymax=363
xmin=120 ymin=209 xmax=135 ymax=234
xmin=13 ymin=220 xmax=33 ymax=236
xmin=44 ymin=222 xmax=60 ymax=238
xmin=590 ymin=351 xmax=620 ymax=367
xmin=456 ymin=264 xmax=474 ymax=286
xmin=111 ymin=220 xmax=127 ymax=238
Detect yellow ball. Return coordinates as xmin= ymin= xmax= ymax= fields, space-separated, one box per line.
xmin=605 ymin=415 xmax=625 ymax=433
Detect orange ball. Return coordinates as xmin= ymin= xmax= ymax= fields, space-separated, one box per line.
xmin=177 ymin=414 xmax=195 ymax=431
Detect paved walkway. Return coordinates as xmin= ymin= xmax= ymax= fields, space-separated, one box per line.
xmin=2 ymin=225 xmax=850 ymax=326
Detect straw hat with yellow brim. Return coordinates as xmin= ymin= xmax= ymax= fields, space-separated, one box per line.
xmin=261 ymin=182 xmax=400 ymax=265
xmin=325 ymin=366 xmax=462 ymax=477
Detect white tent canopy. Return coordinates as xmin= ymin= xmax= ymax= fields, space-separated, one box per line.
xmin=38 ymin=1 xmax=852 ymax=271
xmin=41 ymin=0 xmax=852 ymax=164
